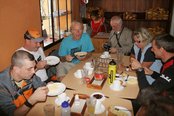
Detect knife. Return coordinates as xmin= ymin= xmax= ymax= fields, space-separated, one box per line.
xmin=66 ymin=87 xmax=76 ymax=91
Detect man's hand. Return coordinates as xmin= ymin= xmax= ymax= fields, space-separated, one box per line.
xmin=28 ymin=86 xmax=48 ymax=105
xmin=144 ymin=67 xmax=153 ymax=75
xmin=109 ymin=47 xmax=117 ymax=53
xmin=65 ymin=55 xmax=74 ymax=61
xmin=36 ymin=60 xmax=47 ymax=69
xmin=130 ymin=58 xmax=142 ymax=70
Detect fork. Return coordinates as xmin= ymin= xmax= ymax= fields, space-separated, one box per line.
xmin=125 ymin=74 xmax=129 ymax=81
xmin=37 ymin=56 xmax=41 ymax=62
xmin=115 ymin=107 xmax=132 ymax=111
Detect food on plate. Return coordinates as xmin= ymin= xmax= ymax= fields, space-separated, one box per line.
xmin=74 ymin=52 xmax=87 ymax=57
xmin=108 ymin=109 xmax=128 ymax=116
xmin=47 ymin=83 xmax=58 ymax=91
xmin=45 ymin=56 xmax=60 ymax=65
xmin=47 ymin=83 xmax=66 ymax=96
xmin=127 ymin=76 xmax=137 ymax=84
xmin=108 ymin=106 xmax=129 ymax=116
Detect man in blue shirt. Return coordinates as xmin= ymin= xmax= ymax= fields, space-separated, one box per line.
xmin=57 ymin=21 xmax=94 ymax=78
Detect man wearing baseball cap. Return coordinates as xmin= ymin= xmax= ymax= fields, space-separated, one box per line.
xmin=17 ymin=29 xmax=48 ymax=82
xmin=24 ymin=29 xmax=45 ymax=42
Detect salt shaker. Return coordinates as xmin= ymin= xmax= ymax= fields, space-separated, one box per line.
xmin=74 ymin=94 xmax=80 ymax=105
xmin=61 ymin=101 xmax=71 ymax=116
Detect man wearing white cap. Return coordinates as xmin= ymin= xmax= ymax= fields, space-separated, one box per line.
xmin=18 ymin=29 xmax=48 ymax=82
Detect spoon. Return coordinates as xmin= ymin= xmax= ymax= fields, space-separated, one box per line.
xmin=115 ymin=107 xmax=132 ymax=111
xmin=125 ymin=74 xmax=129 ymax=81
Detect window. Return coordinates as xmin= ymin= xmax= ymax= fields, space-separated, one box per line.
xmin=40 ymin=0 xmax=72 ymax=49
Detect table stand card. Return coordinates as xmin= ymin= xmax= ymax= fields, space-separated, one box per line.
xmin=70 ymin=93 xmax=89 ymax=116
xmin=87 ymin=76 xmax=107 ymax=90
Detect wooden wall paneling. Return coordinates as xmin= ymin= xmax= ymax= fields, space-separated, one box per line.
xmin=152 ymin=0 xmax=170 ymax=9
xmin=111 ymin=0 xmax=123 ymax=12
xmin=135 ymin=0 xmax=147 ymax=12
xmin=94 ymin=0 xmax=103 ymax=8
xmin=122 ymin=0 xmax=136 ymax=12
xmin=72 ymin=0 xmax=81 ymax=21
xmin=87 ymin=0 xmax=172 ymax=32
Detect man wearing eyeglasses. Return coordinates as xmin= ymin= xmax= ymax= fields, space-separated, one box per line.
xmin=0 ymin=50 xmax=48 ymax=116
xmin=108 ymin=15 xmax=133 ymax=55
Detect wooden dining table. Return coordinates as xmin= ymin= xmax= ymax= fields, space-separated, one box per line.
xmin=27 ymin=53 xmax=139 ymax=116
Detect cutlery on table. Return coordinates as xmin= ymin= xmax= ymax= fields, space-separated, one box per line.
xmin=125 ymin=75 xmax=129 ymax=81
xmin=66 ymin=87 xmax=76 ymax=91
xmin=115 ymin=107 xmax=132 ymax=112
xmin=105 ymin=95 xmax=109 ymax=98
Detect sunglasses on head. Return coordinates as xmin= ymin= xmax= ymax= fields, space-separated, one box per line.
xmin=134 ymin=40 xmax=141 ymax=43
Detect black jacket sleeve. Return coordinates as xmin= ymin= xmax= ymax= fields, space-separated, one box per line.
xmin=136 ymin=69 xmax=150 ymax=89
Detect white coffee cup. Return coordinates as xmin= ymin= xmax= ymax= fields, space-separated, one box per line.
xmin=95 ymin=100 xmax=102 ymax=110
xmin=103 ymin=51 xmax=109 ymax=57
xmin=75 ymin=69 xmax=84 ymax=78
xmin=84 ymin=67 xmax=94 ymax=76
xmin=84 ymin=62 xmax=92 ymax=68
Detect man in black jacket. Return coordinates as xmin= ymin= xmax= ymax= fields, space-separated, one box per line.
xmin=131 ymin=34 xmax=174 ymax=114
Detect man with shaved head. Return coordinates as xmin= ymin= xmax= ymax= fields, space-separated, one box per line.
xmin=0 ymin=50 xmax=48 ymax=115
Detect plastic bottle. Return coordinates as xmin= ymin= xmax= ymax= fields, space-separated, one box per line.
xmin=61 ymin=101 xmax=71 ymax=116
xmin=108 ymin=59 xmax=117 ymax=84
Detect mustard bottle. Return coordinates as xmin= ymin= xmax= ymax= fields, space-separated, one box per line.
xmin=108 ymin=59 xmax=116 ymax=84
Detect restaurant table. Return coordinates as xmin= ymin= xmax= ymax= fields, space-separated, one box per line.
xmin=27 ymin=53 xmax=139 ymax=116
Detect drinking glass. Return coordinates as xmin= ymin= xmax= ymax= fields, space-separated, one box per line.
xmin=86 ymin=97 xmax=97 ymax=115
xmin=116 ymin=48 xmax=124 ymax=64
xmin=43 ymin=104 xmax=55 ymax=116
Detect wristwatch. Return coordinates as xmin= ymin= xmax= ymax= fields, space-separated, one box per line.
xmin=24 ymin=100 xmax=33 ymax=108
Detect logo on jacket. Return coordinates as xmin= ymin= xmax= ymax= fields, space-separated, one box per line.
xmin=160 ymin=74 xmax=171 ymax=82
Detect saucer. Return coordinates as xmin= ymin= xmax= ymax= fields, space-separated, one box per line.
xmin=124 ymin=76 xmax=137 ymax=84
xmin=110 ymin=84 xmax=124 ymax=91
xmin=100 ymin=54 xmax=111 ymax=59
xmin=74 ymin=72 xmax=83 ymax=78
xmin=55 ymin=96 xmax=70 ymax=106
xmin=95 ymin=104 xmax=105 ymax=114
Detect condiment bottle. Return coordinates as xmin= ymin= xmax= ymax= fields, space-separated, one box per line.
xmin=61 ymin=101 xmax=71 ymax=116
xmin=108 ymin=59 xmax=117 ymax=84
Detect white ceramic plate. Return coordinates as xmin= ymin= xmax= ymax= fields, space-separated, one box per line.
xmin=45 ymin=56 xmax=60 ymax=65
xmin=74 ymin=52 xmax=87 ymax=57
xmin=110 ymin=84 xmax=124 ymax=91
xmin=114 ymin=106 xmax=131 ymax=116
xmin=47 ymin=83 xmax=66 ymax=96
xmin=90 ymin=92 xmax=105 ymax=101
xmin=126 ymin=76 xmax=137 ymax=84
